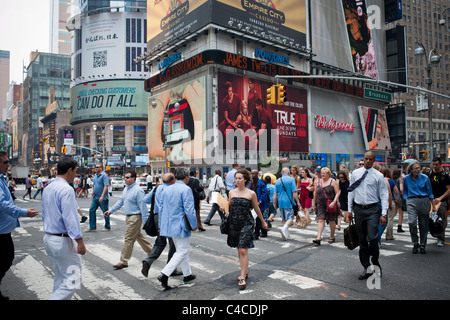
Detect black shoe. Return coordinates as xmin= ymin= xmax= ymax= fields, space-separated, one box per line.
xmin=358 ymin=269 xmax=374 ymax=280
xmin=412 ymin=244 xmax=419 ymax=254
xmin=157 ymin=274 xmax=171 ymax=290
xmin=141 ymin=261 xmax=151 ymax=277
xmin=312 ymin=239 xmax=321 ymax=246
xmin=183 ymin=274 xmax=196 ymax=283
xmin=397 ymin=225 xmax=405 ymax=233
xmin=80 ymin=216 xmax=88 ymax=223
xmin=420 ymin=246 xmax=426 ymax=254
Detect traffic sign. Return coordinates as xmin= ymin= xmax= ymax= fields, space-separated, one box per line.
xmin=364 ymin=88 xmax=392 ymax=102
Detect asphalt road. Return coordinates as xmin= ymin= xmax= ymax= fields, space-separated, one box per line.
xmin=3 ymin=186 xmax=450 ymax=304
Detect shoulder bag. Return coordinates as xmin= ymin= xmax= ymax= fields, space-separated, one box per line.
xmin=321 ymin=180 xmax=337 ymax=214
xmin=143 ymin=185 xmax=159 ymax=237
xmin=344 ymin=218 xmax=359 ymax=250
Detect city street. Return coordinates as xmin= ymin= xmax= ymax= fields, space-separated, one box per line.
xmin=3 ymin=186 xmax=450 ymax=302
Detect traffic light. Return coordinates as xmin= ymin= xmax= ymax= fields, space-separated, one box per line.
xmin=266 ymin=85 xmax=276 ymax=105
xmin=277 ymin=84 xmax=287 ymax=105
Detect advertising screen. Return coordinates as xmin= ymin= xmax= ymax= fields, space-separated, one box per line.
xmin=218 ymin=72 xmax=308 ymax=153
xmin=147 ymin=77 xmax=206 ymax=162
xmin=147 ymin=0 xmax=306 ymax=49
xmin=358 ymin=106 xmax=392 ymax=151
xmin=71 ymin=80 xmax=150 ymax=123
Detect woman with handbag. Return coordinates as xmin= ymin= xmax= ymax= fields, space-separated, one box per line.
xmin=219 ymin=169 xmax=268 ymax=290
xmin=312 ymin=167 xmax=340 ymax=245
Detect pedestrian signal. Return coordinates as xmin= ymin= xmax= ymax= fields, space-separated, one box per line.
xmin=277 ymin=85 xmax=287 ymax=105
xmin=266 ymin=85 xmax=276 ymax=105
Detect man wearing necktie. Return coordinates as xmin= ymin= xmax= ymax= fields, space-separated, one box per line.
xmin=348 ymin=151 xmax=389 ymax=281
xmin=0 ymin=152 xmax=39 ymax=300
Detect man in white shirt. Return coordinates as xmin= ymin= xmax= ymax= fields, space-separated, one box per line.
xmin=32 ymin=174 xmax=44 ymax=199
xmin=204 ymin=170 xmax=225 ymax=225
xmin=42 ymin=157 xmax=86 ymax=300
xmin=348 ymin=151 xmax=389 ymax=281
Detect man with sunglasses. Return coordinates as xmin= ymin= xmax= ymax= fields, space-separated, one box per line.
xmin=104 ymin=170 xmax=153 ymax=270
xmin=0 ymin=152 xmax=39 ymax=300
xmin=88 ymin=164 xmax=110 ymax=231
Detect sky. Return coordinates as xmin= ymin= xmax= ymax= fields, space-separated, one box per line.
xmin=0 ymin=0 xmax=51 ymax=83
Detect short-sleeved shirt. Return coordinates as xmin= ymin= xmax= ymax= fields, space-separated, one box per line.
xmin=275 ymin=175 xmax=297 ymax=209
xmin=429 ymin=170 xmax=450 ymax=199
xmin=93 ymin=172 xmax=109 ymax=200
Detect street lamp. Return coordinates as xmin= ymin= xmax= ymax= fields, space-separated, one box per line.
xmin=151 ymin=98 xmax=180 ymax=173
xmin=92 ymin=122 xmax=114 ymax=166
xmin=439 ymin=7 xmax=449 ymax=26
xmin=414 ymin=41 xmax=442 ymax=165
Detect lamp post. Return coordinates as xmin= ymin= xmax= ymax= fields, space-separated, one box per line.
xmin=414 ymin=41 xmax=441 ymax=166
xmin=92 ymin=122 xmax=114 ymax=166
xmin=439 ymin=7 xmax=450 ymax=26
xmin=151 ymin=99 xmax=180 ymax=173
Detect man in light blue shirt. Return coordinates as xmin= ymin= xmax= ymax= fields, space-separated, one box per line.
xmin=0 ymin=152 xmax=38 ymax=300
xmin=274 ymin=167 xmax=301 ymax=240
xmin=88 ymin=164 xmax=110 ymax=231
xmin=141 ymin=173 xmax=178 ymax=277
xmin=42 ymin=157 xmax=86 ymax=300
xmin=105 ymin=170 xmax=153 ymax=270
xmin=157 ymin=168 xmax=197 ymax=290
xmin=403 ymin=160 xmax=435 ymax=253
xmin=225 ymin=163 xmax=240 ymax=195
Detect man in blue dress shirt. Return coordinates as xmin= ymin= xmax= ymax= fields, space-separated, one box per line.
xmin=403 ymin=160 xmax=436 ymax=254
xmin=105 ymin=170 xmax=153 ymax=270
xmin=0 ymin=152 xmax=38 ymax=300
xmin=157 ymin=168 xmax=198 ymax=290
xmin=42 ymin=157 xmax=86 ymax=300
xmin=88 ymin=163 xmax=110 ymax=231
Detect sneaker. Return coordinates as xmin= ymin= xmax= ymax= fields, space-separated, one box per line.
xmin=437 ymin=240 xmax=444 ymax=247
xmin=279 ymin=226 xmax=287 ymax=241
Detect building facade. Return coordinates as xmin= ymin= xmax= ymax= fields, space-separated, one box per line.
xmin=390 ymin=0 xmax=449 ymax=161
xmin=22 ymin=52 xmax=71 ymax=166
xmin=143 ymin=0 xmax=392 ymax=176
xmin=68 ymin=0 xmax=150 ymax=171
xmin=0 ymin=50 xmax=10 ymax=121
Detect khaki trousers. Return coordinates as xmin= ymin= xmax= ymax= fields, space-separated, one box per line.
xmin=120 ymin=214 xmax=153 ymax=265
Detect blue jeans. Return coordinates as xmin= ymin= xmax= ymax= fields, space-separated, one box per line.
xmin=89 ymin=197 xmax=110 ymax=230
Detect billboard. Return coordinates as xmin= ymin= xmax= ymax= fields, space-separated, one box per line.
xmin=74 ymin=11 xmax=147 ymax=82
xmin=218 ymin=72 xmax=308 ymax=153
xmin=71 ymin=80 xmax=149 ymax=123
xmin=358 ymin=106 xmax=392 ymax=151
xmin=147 ymin=0 xmax=306 ymax=50
xmin=310 ymin=0 xmax=386 ymax=80
xmin=147 ymin=76 xmax=207 ymax=162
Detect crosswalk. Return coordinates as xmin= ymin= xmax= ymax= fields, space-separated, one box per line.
xmin=6 ymin=197 xmax=449 ymax=300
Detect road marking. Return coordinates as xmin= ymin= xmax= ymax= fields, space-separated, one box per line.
xmin=269 ymin=270 xmax=323 ymax=289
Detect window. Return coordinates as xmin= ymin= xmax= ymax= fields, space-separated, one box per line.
xmin=113 ymin=126 xmax=125 ymax=147
xmin=133 ymin=126 xmax=146 ymax=146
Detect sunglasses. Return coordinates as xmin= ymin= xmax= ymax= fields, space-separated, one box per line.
xmin=2 ymin=160 xmax=9 ymax=164
xmin=124 ymin=176 xmax=133 ymax=179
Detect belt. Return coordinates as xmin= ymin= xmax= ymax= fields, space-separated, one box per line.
xmin=353 ymin=202 xmax=378 ymax=210
xmin=408 ymin=195 xmax=428 ymax=199
xmin=46 ymin=233 xmax=70 ymax=237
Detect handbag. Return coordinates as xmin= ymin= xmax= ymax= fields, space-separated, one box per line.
xmin=280 ymin=177 xmax=299 ymax=215
xmin=143 ymin=185 xmax=159 ymax=237
xmin=344 ymin=218 xmax=359 ymax=250
xmin=321 ymin=180 xmax=337 ymax=214
xmin=184 ymin=213 xmax=193 ymax=231
xmin=220 ymin=214 xmax=229 ymax=234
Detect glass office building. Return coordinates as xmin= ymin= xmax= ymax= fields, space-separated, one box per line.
xmin=23 ymin=52 xmax=71 ymax=166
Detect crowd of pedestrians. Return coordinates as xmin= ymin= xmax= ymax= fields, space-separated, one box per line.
xmin=0 ymin=150 xmax=448 ymax=299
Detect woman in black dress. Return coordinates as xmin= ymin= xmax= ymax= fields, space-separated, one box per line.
xmin=220 ymin=168 xmax=268 ymax=290
xmin=338 ymin=170 xmax=350 ymax=227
